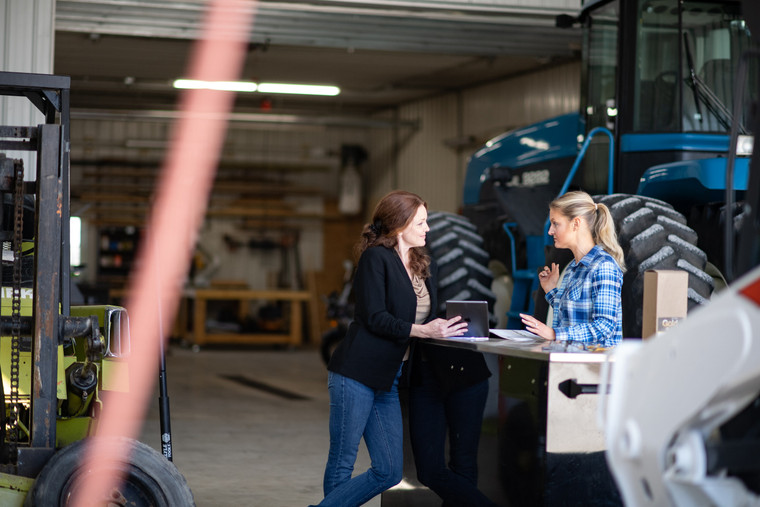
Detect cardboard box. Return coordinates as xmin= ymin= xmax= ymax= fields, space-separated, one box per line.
xmin=641 ymin=269 xmax=688 ymax=339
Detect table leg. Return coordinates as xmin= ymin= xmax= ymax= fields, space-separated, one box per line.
xmin=289 ymin=302 xmax=302 ymax=347
xmin=194 ymin=297 xmax=207 ymax=345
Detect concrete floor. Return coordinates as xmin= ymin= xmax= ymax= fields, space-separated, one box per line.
xmin=138 ymin=345 xmax=383 ymax=507
xmin=133 ymin=342 xmax=626 ymax=506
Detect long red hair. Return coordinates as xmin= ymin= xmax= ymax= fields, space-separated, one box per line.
xmin=355 ymin=190 xmax=431 ymax=278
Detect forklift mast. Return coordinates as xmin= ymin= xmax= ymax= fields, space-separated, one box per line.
xmin=0 ymin=71 xmax=97 ymax=476
xmin=0 ymin=70 xmax=195 ymax=506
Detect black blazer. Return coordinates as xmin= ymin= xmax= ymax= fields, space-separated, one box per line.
xmin=328 ymin=245 xmax=438 ymax=391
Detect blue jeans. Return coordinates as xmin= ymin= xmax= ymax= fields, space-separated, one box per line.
xmin=409 ymin=361 xmax=496 ymax=506
xmin=317 ymin=368 xmax=403 ymax=507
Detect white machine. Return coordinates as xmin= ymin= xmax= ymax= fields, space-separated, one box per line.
xmin=602 ymin=265 xmax=760 ymax=506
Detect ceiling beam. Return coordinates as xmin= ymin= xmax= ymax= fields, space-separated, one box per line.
xmin=56 ymin=0 xmax=580 ymax=56
xmin=70 ymin=108 xmax=420 ymax=129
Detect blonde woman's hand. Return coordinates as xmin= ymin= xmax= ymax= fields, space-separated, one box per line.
xmin=538 ymin=263 xmax=560 ymax=293
xmin=412 ymin=316 xmax=468 ymax=339
xmin=519 ymin=313 xmax=556 ymax=341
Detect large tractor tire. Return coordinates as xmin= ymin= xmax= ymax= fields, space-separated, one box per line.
xmin=25 ymin=437 xmax=195 ymax=506
xmin=594 ymin=194 xmax=714 ymax=338
xmin=426 ymin=211 xmax=496 ymax=315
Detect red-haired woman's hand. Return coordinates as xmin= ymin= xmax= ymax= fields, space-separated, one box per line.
xmin=412 ymin=316 xmax=468 ymax=338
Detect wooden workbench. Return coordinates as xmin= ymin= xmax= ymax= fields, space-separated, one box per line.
xmin=180 ymin=288 xmax=311 ymax=347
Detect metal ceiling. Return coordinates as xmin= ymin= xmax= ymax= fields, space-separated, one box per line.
xmin=56 ymin=0 xmax=578 ymax=55
xmin=53 ymin=0 xmax=583 ymax=117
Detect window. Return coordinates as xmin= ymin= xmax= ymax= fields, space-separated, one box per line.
xmin=633 ymin=0 xmax=755 ymax=133
xmin=583 ymin=0 xmax=620 ymax=132
xmin=70 ymin=216 xmax=81 ymax=267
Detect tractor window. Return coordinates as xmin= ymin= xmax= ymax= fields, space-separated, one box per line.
xmin=633 ymin=0 xmax=755 ymax=133
xmin=583 ymin=1 xmax=620 ymax=133
xmin=634 ymin=0 xmax=682 ymax=132
xmin=680 ymin=1 xmax=755 ymax=133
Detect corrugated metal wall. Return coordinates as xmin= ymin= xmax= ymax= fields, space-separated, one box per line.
xmin=397 ymin=95 xmax=462 ymax=212
xmin=462 ymin=61 xmax=581 ymax=139
xmin=0 ymin=0 xmax=55 ymax=80
xmin=68 ymin=60 xmax=579 ymax=284
xmin=0 ymin=0 xmax=55 ymax=177
xmin=69 ymin=120 xmax=371 ymax=194
xmin=352 ymin=0 xmax=579 ymax=9
xmin=367 ymin=61 xmax=581 ymax=214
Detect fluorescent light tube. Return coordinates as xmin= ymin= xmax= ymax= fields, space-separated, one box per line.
xmin=173 ymin=79 xmax=340 ymax=96
xmin=257 ymin=83 xmax=340 ymax=96
xmin=173 ymin=79 xmax=257 ymax=92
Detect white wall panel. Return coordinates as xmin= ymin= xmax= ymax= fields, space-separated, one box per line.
xmin=0 ymin=0 xmax=54 ymax=74
xmin=368 ymin=61 xmax=581 ymax=214
xmin=395 ymin=95 xmax=461 ymax=212
xmin=0 ymin=0 xmax=55 ymax=178
xmin=362 ymin=110 xmax=399 ymax=216
xmin=462 ymin=61 xmax=581 ymax=142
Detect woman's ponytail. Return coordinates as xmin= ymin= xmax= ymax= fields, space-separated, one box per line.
xmin=593 ymin=203 xmax=626 ymax=272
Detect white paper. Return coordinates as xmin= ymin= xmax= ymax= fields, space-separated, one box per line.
xmin=444 ymin=336 xmax=489 ymax=342
xmin=489 ymin=329 xmax=540 ymax=342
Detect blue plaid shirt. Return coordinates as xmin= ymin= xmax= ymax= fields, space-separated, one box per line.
xmin=545 ymin=245 xmax=623 ymax=348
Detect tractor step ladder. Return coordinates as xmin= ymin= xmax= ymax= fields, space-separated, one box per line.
xmin=502 ymin=126 xmax=615 ymax=329
xmin=503 ymin=225 xmax=543 ymax=329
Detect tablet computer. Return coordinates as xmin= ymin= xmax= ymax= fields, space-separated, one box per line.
xmin=446 ymin=300 xmax=489 ymax=340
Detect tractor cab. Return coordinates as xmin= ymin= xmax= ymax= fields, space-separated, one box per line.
xmin=463 ymin=0 xmax=757 ymax=335
xmin=580 ymin=0 xmax=756 ymax=202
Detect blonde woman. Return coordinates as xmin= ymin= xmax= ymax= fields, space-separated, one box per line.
xmin=521 ymin=191 xmax=625 ymax=348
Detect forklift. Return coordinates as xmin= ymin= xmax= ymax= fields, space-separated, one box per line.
xmin=0 ymin=72 xmax=194 ymax=505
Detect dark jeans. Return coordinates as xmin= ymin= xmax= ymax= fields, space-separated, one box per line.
xmin=409 ymin=361 xmax=497 ymax=507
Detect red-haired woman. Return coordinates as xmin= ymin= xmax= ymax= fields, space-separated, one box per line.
xmin=313 ymin=190 xmax=467 ymax=507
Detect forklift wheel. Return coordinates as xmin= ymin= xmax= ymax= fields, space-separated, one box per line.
xmin=24 ymin=437 xmax=195 ymax=507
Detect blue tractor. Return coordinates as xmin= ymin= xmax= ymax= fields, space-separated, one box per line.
xmin=463 ymin=0 xmax=757 ymax=338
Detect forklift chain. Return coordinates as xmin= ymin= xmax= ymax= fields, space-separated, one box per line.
xmin=8 ymin=159 xmax=24 ymax=464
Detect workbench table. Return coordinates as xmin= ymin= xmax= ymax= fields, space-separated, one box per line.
xmin=180 ymin=288 xmax=311 ymax=347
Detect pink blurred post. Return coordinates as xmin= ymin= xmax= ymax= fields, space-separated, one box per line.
xmin=70 ymin=1 xmax=255 ymax=504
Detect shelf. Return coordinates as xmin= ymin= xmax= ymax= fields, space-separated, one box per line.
xmin=71 ymin=158 xmax=338 ymax=226
xmin=97 ymin=226 xmax=140 ymax=282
